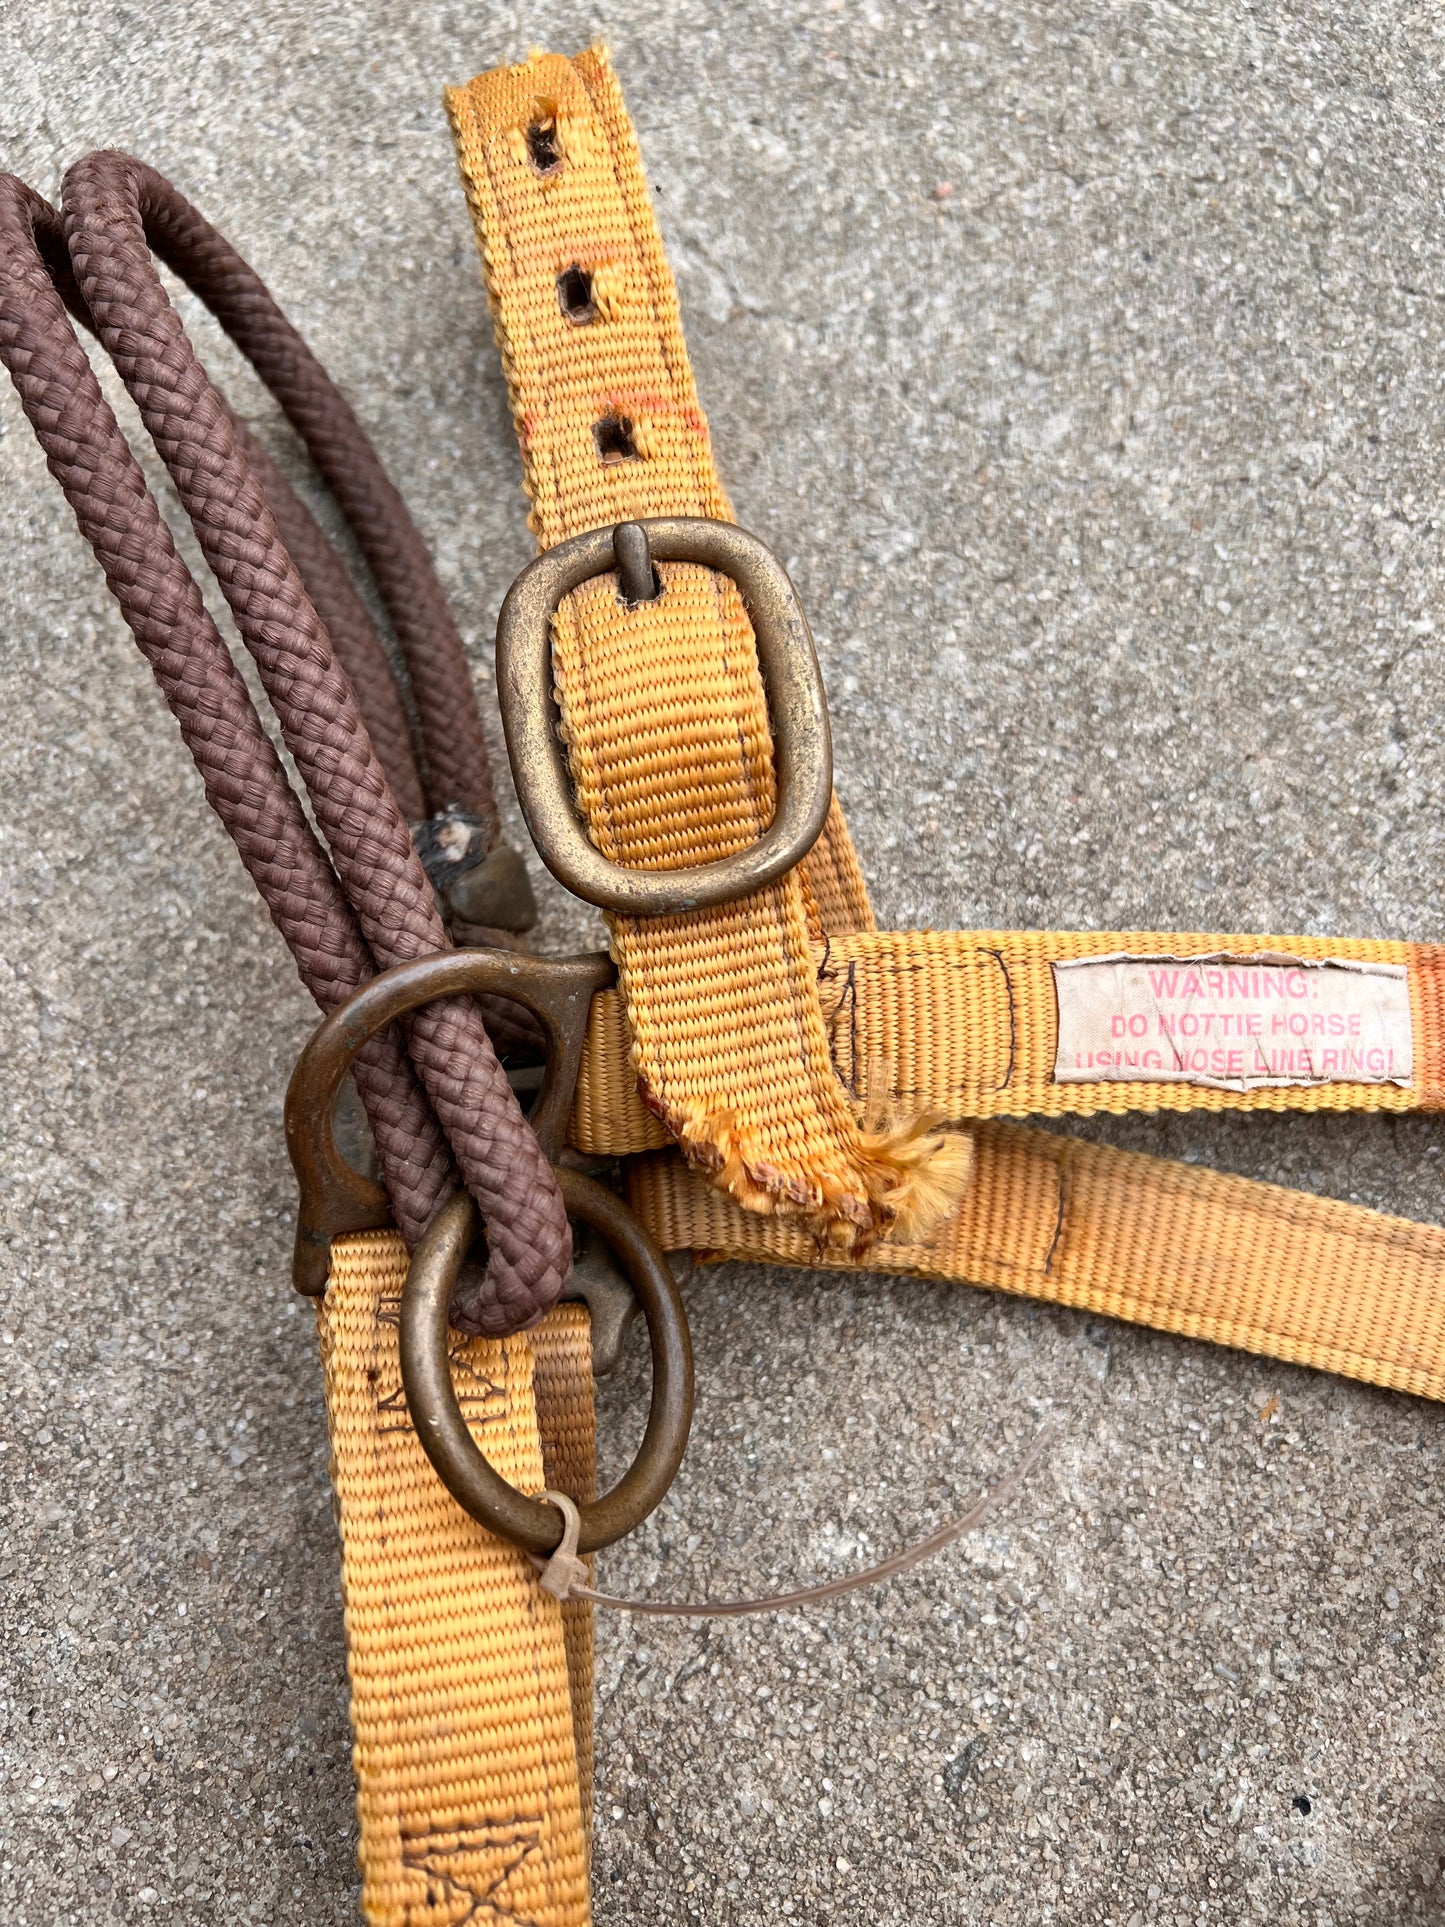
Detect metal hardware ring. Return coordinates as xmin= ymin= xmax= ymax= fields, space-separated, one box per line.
xmin=400 ymin=1167 xmax=694 ymax=1555
xmin=284 ymin=947 xmax=617 ymax=1297
xmin=496 ymin=516 xmax=834 ymax=916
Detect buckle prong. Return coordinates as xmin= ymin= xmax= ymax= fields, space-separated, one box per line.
xmin=613 ymin=519 xmax=661 ymax=607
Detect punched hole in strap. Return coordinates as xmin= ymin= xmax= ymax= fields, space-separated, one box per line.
xmin=593 ymin=412 xmax=639 ymax=464
xmin=525 ymin=116 xmax=563 ymax=174
xmin=557 ymin=264 xmax=598 ymax=323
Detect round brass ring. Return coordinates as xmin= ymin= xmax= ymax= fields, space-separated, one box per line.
xmin=400 ymin=1165 xmax=694 ymax=1555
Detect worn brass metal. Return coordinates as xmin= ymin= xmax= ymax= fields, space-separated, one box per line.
xmin=567 ymin=1234 xmax=693 ymax=1376
xmin=496 ymin=515 xmax=834 ymax=916
xmin=285 ymin=943 xmax=693 ymax=1547
xmin=284 ymin=946 xmax=616 ymax=1297
xmin=400 ymin=1167 xmax=694 ymax=1554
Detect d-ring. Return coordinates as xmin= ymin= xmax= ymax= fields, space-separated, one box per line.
xmin=401 ymin=1166 xmax=694 ymax=1554
xmin=284 ymin=946 xmax=617 ymax=1297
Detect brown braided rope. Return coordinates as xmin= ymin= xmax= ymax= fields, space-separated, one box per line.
xmin=0 ymin=161 xmax=569 ymax=1334
xmin=23 ymin=173 xmax=544 ymax=1066
xmin=110 ymin=154 xmax=499 ymax=828
xmin=231 ymin=414 xmax=429 ymax=825
xmin=28 ymin=182 xmax=444 ymax=842
xmin=0 ymin=175 xmax=457 ymax=1242
xmin=237 ymin=406 xmax=551 ymax=1062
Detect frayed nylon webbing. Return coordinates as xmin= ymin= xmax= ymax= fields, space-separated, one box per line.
xmin=445 ymin=48 xmax=961 ymax=1256
xmin=629 ymin=1122 xmax=1445 ymax=1404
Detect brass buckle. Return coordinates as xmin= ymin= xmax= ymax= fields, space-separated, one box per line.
xmin=283 ymin=947 xmax=695 ymax=1554
xmin=496 ymin=516 xmax=834 ymax=916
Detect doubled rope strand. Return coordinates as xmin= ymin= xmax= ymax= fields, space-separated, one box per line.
xmin=230 ymin=414 xmax=428 ymax=824
xmin=0 ymin=160 xmax=569 ymax=1333
xmin=20 ymin=155 xmax=433 ymax=829
xmin=0 ymin=174 xmax=456 ymax=1243
xmin=127 ymin=155 xmax=498 ymax=825
xmin=60 ymin=151 xmax=569 ymax=1336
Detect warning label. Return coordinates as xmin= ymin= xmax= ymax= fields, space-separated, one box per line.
xmin=1051 ymin=952 xmax=1413 ymax=1090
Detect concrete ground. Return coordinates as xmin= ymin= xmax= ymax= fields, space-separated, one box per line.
xmin=3 ymin=2 xmax=1444 ymax=1921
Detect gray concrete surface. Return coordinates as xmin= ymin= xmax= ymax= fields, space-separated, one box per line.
xmin=3 ymin=2 xmax=1445 ymax=1921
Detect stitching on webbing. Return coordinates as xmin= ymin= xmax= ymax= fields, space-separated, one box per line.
xmin=818 ymin=955 xmax=861 ymax=1098
xmin=1042 ymin=1165 xmax=1068 ymax=1277
xmin=978 ymin=946 xmax=1017 ymax=1091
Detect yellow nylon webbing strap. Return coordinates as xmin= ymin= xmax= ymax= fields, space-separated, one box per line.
xmin=800 ymin=797 xmax=877 ymax=940
xmin=446 ymin=49 xmax=948 ymax=1253
xmin=317 ymin=1233 xmax=592 ymax=1927
xmin=529 ymin=1305 xmax=597 ymax=1839
xmin=629 ymin=1123 xmax=1445 ymax=1402
xmin=574 ymin=927 xmax=1445 ymax=1154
